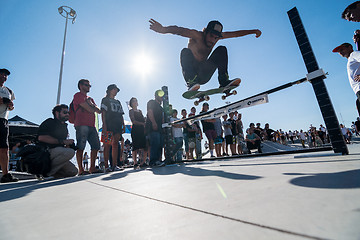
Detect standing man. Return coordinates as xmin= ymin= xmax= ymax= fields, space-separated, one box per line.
xmin=0 ymin=68 xmax=18 ymax=183
xmin=72 ymin=79 xmax=102 ymax=175
xmin=37 ymin=104 xmax=78 ymax=178
xmin=149 ymin=19 xmax=261 ymax=91
xmin=101 ymin=84 xmax=125 ymax=171
xmin=200 ymin=103 xmax=216 ymax=158
xmin=333 ymin=43 xmax=360 ymax=116
xmin=146 ymin=90 xmax=165 ymax=167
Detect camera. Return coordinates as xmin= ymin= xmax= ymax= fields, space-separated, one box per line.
xmin=69 ymin=142 xmax=78 ymax=150
xmin=2 ymin=97 xmax=10 ymax=104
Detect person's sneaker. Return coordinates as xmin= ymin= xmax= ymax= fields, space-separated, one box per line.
xmin=187 ymin=83 xmax=200 ymax=91
xmin=154 ymin=161 xmax=165 ymax=167
xmin=140 ymin=162 xmax=149 ymax=168
xmin=1 ymin=173 xmax=19 ymax=183
xmin=112 ymin=166 xmax=124 ymax=171
xmin=219 ymin=78 xmax=241 ymax=88
xmin=104 ymin=167 xmax=113 ymax=173
xmin=133 ymin=164 xmax=140 ymax=170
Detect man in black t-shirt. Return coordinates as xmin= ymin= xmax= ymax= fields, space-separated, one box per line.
xmin=37 ymin=104 xmax=78 ymax=178
xmin=146 ymin=90 xmax=164 ymax=166
xmin=200 ymin=103 xmax=216 ymax=157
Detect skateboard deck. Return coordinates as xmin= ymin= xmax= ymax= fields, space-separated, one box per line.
xmin=182 ymin=78 xmax=241 ymax=106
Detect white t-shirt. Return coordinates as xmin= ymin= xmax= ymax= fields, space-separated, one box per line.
xmin=347 ymin=51 xmax=360 ymax=94
xmin=0 ymin=86 xmax=15 ymax=119
xmin=170 ymin=117 xmax=183 ymax=138
xmin=222 ymin=120 xmax=232 ymax=136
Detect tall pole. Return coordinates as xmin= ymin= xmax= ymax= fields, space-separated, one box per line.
xmin=57 ymin=15 xmax=68 ymax=105
xmin=287 ymin=7 xmax=348 ymax=155
xmin=57 ymin=6 xmax=77 ymax=105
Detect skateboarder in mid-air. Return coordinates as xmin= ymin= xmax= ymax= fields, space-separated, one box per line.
xmin=149 ymin=19 xmax=262 ymax=91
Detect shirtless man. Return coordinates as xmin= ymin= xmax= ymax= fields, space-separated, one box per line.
xmin=149 ymin=19 xmax=261 ymax=91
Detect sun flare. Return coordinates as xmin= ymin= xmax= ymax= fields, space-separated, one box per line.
xmin=132 ymin=53 xmax=153 ymax=77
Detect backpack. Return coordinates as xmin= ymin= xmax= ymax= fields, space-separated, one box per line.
xmin=16 ymin=144 xmax=51 ymax=176
xmin=68 ymin=100 xmax=79 ymax=124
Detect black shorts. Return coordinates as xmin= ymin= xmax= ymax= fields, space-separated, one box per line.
xmin=0 ymin=118 xmax=9 ymax=149
xmin=225 ymin=135 xmax=233 ymax=145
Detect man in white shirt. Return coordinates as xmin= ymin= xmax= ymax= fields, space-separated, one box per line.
xmin=0 ymin=68 xmax=18 ymax=183
xmin=333 ymin=42 xmax=360 ymax=116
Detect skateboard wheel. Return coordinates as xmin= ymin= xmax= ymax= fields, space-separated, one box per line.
xmin=233 ymin=90 xmax=237 ymax=95
xmin=204 ymin=95 xmax=210 ymax=101
xmin=194 ymin=101 xmax=199 ymax=106
xmin=221 ymin=95 xmax=226 ymax=100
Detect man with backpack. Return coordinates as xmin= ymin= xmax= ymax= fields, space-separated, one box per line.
xmin=37 ymin=104 xmax=78 ymax=178
xmin=71 ymin=79 xmax=102 ymax=175
xmin=0 ymin=68 xmax=18 ymax=183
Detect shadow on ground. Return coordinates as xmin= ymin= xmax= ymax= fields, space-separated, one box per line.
xmin=102 ymin=163 xmax=262 ymax=181
xmin=284 ymin=169 xmax=360 ymax=189
xmin=0 ymin=174 xmax=101 ymax=202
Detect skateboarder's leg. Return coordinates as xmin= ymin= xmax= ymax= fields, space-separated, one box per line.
xmin=180 ymin=48 xmax=200 ymax=90
xmin=207 ymin=46 xmax=231 ymax=87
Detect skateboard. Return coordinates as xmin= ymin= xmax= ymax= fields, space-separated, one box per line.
xmin=182 ymin=78 xmax=241 ymax=106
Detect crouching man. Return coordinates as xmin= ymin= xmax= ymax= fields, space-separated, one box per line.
xmin=245 ymin=127 xmax=262 ymax=154
xmin=37 ymin=104 xmax=78 ymax=178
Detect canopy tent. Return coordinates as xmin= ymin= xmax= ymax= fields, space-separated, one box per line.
xmin=8 ymin=115 xmax=39 ymax=146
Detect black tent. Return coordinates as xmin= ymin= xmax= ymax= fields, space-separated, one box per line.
xmin=8 ymin=115 xmax=39 ymax=146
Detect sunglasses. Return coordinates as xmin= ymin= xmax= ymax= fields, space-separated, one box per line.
xmin=83 ymin=83 xmax=91 ymax=87
xmin=62 ymin=111 xmax=69 ymax=114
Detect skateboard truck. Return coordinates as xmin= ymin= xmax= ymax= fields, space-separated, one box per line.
xmin=221 ymin=89 xmax=237 ymax=100
xmin=194 ymin=95 xmax=210 ymax=106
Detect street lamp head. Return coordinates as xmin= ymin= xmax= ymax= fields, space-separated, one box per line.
xmin=58 ymin=6 xmax=77 ymax=21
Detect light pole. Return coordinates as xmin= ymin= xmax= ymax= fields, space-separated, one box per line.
xmin=57 ymin=6 xmax=77 ymax=105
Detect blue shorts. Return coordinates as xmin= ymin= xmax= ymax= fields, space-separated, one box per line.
xmin=214 ymin=136 xmax=223 ymax=144
xmin=75 ymin=126 xmax=100 ymax=151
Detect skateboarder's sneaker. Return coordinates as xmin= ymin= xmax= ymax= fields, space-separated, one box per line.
xmin=188 ymin=83 xmax=200 ymax=91
xmin=186 ymin=76 xmax=200 ymax=91
xmin=219 ymin=78 xmax=241 ymax=88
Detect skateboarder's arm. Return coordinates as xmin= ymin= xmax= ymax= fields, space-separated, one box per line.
xmin=149 ymin=19 xmax=200 ymax=39
xmin=221 ymin=29 xmax=262 ymax=39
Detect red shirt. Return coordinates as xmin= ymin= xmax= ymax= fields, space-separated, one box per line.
xmin=73 ymin=92 xmax=96 ymax=127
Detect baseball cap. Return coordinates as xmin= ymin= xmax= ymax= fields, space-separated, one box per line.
xmin=206 ymin=20 xmax=223 ymax=37
xmin=107 ymin=84 xmax=120 ymax=92
xmin=332 ymin=43 xmax=353 ymax=52
xmin=0 ymin=68 xmax=11 ymax=75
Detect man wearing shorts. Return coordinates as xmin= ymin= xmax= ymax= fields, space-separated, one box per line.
xmin=200 ymin=103 xmax=216 ymax=157
xmin=72 ymin=79 xmax=102 ymax=175
xmin=0 ymin=68 xmax=18 ymax=183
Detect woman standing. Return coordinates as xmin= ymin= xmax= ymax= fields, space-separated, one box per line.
xmin=101 ymin=84 xmax=125 ymax=172
xmin=129 ymin=97 xmax=148 ymax=168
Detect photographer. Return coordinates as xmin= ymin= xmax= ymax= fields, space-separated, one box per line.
xmin=0 ymin=68 xmax=18 ymax=183
xmin=37 ymin=104 xmax=78 ymax=178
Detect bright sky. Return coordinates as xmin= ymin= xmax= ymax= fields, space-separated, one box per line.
xmin=2 ymin=0 xmax=359 ymax=140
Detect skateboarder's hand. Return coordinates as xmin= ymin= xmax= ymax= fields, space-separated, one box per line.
xmin=254 ymin=29 xmax=262 ymax=38
xmin=149 ymin=19 xmax=165 ymax=33
xmin=354 ymin=75 xmax=360 ymax=82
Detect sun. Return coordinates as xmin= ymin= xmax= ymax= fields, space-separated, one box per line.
xmin=132 ymin=53 xmax=153 ymax=77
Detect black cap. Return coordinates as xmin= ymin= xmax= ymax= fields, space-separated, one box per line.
xmin=0 ymin=68 xmax=11 ymax=75
xmin=205 ymin=20 xmax=223 ymax=37
xmin=107 ymin=84 xmax=120 ymax=92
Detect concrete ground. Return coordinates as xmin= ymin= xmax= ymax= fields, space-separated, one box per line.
xmin=1 ymin=141 xmax=359 ymax=240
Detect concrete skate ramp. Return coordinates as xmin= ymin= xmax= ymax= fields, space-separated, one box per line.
xmin=261 ymin=141 xmax=303 ymax=153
